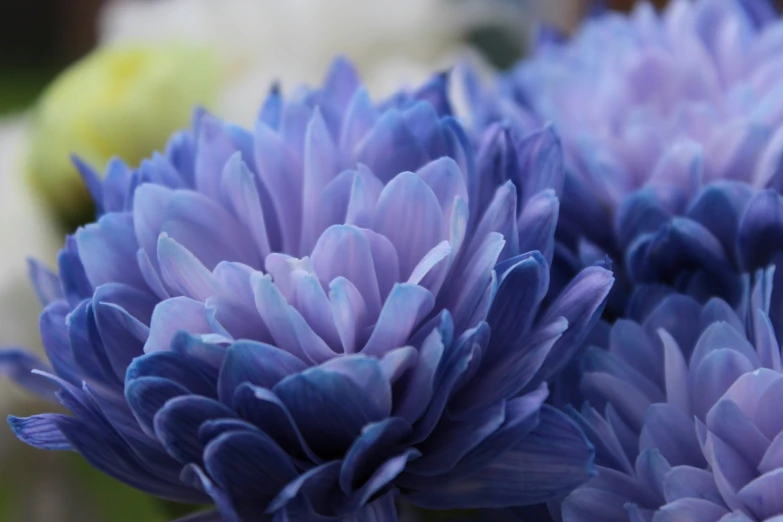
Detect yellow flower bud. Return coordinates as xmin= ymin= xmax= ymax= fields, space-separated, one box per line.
xmin=26 ymin=44 xmax=219 ymax=222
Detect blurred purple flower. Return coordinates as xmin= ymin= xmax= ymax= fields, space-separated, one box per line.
xmin=468 ymin=0 xmax=783 ymax=317
xmin=562 ymin=267 xmax=783 ymax=521
xmin=1 ymin=59 xmax=613 ymax=521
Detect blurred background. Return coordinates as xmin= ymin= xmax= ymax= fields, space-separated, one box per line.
xmin=0 ymin=0 xmax=744 ymax=519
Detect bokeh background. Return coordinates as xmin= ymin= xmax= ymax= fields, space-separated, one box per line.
xmin=0 ymin=0 xmax=752 ymax=519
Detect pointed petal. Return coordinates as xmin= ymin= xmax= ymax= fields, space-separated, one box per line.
xmin=534 ymin=266 xmax=614 ymax=384
xmin=311 ymin=225 xmax=382 ymax=316
xmin=517 ymin=189 xmax=559 ymax=264
xmin=404 ymin=406 xmax=594 ymax=509
xmin=8 ymin=414 xmax=73 ymax=450
xmin=361 ymin=283 xmax=434 ymax=357
xmin=217 ymin=340 xmax=307 ymax=405
xmin=301 ymin=109 xmax=340 ymax=252
xmin=76 ymin=213 xmax=144 ymax=289
xmin=372 ymin=172 xmax=444 ymax=279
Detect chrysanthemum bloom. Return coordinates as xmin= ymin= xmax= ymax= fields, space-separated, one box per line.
xmin=561 ymin=267 xmax=783 ymax=521
xmin=3 ymin=60 xmax=613 ymax=521
xmin=99 ymin=0 xmax=533 ymax=126
xmin=470 ymin=0 xmax=783 ymax=317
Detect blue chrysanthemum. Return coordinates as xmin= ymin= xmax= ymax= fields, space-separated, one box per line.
xmin=562 ymin=267 xmax=783 ymax=521
xmin=467 ymin=0 xmax=783 ymax=318
xmin=2 ymin=59 xmax=613 ymax=521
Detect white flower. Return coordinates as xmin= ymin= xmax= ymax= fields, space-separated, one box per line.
xmin=98 ymin=0 xmax=533 ymax=125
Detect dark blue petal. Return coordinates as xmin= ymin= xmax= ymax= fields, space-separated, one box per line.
xmin=405 ymin=401 xmax=504 ymax=477
xmin=268 ymin=461 xmax=341 ymax=515
xmin=456 ymin=318 xmax=564 ymax=417
xmin=232 ymin=384 xmax=320 ymax=464
xmin=274 ymin=361 xmax=390 ymax=459
xmin=154 ymin=395 xmax=236 ymax=464
xmin=55 ymin=414 xmax=203 ymax=502
xmin=337 ymin=450 xmax=418 ymax=515
xmin=218 ymin=340 xmax=307 ymax=405
xmin=471 ymin=180 xmax=520 ymax=262
xmin=68 ymin=299 xmax=121 ymax=387
xmin=170 ymin=331 xmax=226 ymax=377
xmin=412 ymin=323 xmax=488 ymax=442
xmin=204 ymin=431 xmax=298 ymax=517
xmin=198 ymin=418 xmax=261 ymax=445
xmin=126 ymin=351 xmax=216 ymax=398
xmin=738 ymin=189 xmax=783 ymax=270
xmin=404 ymin=406 xmax=594 ymax=509
xmin=392 ymin=326 xmax=444 ymax=425
xmin=8 ymin=414 xmax=73 ymax=450
xmin=532 ymin=266 xmax=614 ymax=385
xmin=564 ymin=403 xmax=633 ymax=474
xmin=57 ymin=236 xmax=93 ymax=307
xmin=637 ymin=217 xmax=733 ymax=283
xmin=687 ymin=182 xmax=754 ymax=259
xmin=473 ymin=125 xmax=519 ymax=223
xmin=93 ymin=283 xmax=156 ymax=380
xmin=125 ymin=376 xmax=189 ymax=438
xmin=486 ymin=252 xmax=549 ymax=365
xmin=339 ymin=417 xmax=412 ymax=494
xmin=424 ymin=385 xmax=548 ymax=485
xmin=181 ymin=464 xmax=242 ymax=522
xmin=615 ymin=189 xmax=671 ymax=252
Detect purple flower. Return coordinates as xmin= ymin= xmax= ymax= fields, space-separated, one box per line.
xmin=469 ymin=0 xmax=783 ymax=316
xmin=2 ymin=59 xmax=613 ymax=521
xmin=562 ymin=267 xmax=783 ymax=521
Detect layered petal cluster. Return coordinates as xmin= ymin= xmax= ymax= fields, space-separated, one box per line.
xmin=4 ymin=60 xmax=613 ymax=521
xmin=472 ymin=0 xmax=783 ymax=314
xmin=563 ymin=268 xmax=783 ymax=521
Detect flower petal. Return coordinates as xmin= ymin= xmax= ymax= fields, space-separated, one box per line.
xmin=217 ymin=341 xmax=307 ymax=405
xmin=404 ymin=406 xmax=594 ymax=509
